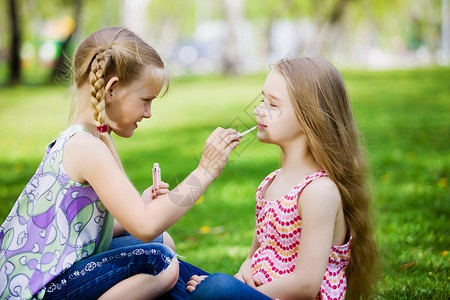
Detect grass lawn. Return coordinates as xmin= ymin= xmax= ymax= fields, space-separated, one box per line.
xmin=0 ymin=68 xmax=449 ymax=298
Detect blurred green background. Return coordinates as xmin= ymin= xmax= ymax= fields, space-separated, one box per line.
xmin=1 ymin=0 xmax=448 ymax=83
xmin=1 ymin=0 xmax=449 ymax=298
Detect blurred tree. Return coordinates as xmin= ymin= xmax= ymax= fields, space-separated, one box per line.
xmin=311 ymin=0 xmax=356 ymax=56
xmin=147 ymin=0 xmax=197 ymax=58
xmin=222 ymin=0 xmax=244 ymax=74
xmin=3 ymin=0 xmax=85 ymax=84
xmin=1 ymin=0 xmax=446 ymax=83
xmin=245 ymin=0 xmax=306 ymax=63
xmin=8 ymin=0 xmax=21 ymax=84
xmin=361 ymin=0 xmax=443 ymax=63
xmin=52 ymin=0 xmax=82 ymax=82
xmin=244 ymin=0 xmax=445 ymax=65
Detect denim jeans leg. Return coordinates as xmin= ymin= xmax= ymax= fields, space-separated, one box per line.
xmin=109 ymin=232 xmax=164 ymax=250
xmin=189 ymin=273 xmax=272 ymax=300
xmin=43 ymin=242 xmax=175 ymax=300
xmin=162 ymin=259 xmax=210 ymax=300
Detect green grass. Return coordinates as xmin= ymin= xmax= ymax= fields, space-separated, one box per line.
xmin=0 ymin=68 xmax=449 ymax=298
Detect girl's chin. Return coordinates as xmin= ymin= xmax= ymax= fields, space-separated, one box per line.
xmin=256 ymin=133 xmax=270 ymax=144
xmin=257 ymin=133 xmax=280 ymax=146
xmin=111 ymin=128 xmax=134 ymax=138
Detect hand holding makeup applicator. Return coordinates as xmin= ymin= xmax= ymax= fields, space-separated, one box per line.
xmin=238 ymin=125 xmax=257 ymax=138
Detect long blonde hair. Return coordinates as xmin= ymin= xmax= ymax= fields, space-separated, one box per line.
xmin=71 ymin=27 xmax=169 ymax=169
xmin=276 ymin=57 xmax=379 ymax=299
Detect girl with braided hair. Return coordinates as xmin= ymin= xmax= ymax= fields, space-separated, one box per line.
xmin=0 ymin=27 xmax=241 ymax=299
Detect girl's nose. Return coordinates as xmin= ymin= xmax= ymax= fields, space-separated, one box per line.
xmin=253 ymin=103 xmax=265 ymax=117
xmin=144 ymin=103 xmax=152 ymax=118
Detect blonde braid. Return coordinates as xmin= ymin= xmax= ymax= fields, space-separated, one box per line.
xmin=87 ymin=49 xmax=124 ymax=171
xmin=89 ymin=50 xmax=111 ymax=129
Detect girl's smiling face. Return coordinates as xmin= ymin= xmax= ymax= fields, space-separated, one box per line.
xmin=254 ymin=69 xmax=303 ymax=146
xmin=105 ymin=66 xmax=166 ymax=138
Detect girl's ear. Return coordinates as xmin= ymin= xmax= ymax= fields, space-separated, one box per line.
xmin=105 ymin=77 xmax=119 ymax=103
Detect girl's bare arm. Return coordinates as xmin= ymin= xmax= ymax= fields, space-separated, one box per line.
xmin=64 ymin=127 xmax=240 ymax=242
xmin=255 ymin=178 xmax=342 ymax=299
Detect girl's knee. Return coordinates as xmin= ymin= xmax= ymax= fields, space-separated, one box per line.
xmin=162 ymin=231 xmax=176 ymax=252
xmin=157 ymin=256 xmax=179 ymax=290
xmin=142 ymin=243 xmax=178 ymax=289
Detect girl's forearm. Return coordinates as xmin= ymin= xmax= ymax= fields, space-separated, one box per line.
xmin=256 ymin=273 xmax=320 ymax=300
xmin=115 ymin=128 xmax=239 ymax=242
xmin=133 ymin=167 xmax=215 ymax=241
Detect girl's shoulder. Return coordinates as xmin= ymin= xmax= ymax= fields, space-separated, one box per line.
xmin=51 ymin=124 xmax=91 ymax=143
xmin=63 ymin=127 xmax=114 ymax=183
xmin=299 ymin=175 xmax=341 ymax=209
xmin=64 ymin=130 xmax=112 ymax=163
xmin=65 ymin=129 xmax=103 ymax=147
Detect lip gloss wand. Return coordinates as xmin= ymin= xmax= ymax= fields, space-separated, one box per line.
xmin=239 ymin=125 xmax=257 ymax=138
xmin=152 ymin=163 xmax=161 ymax=194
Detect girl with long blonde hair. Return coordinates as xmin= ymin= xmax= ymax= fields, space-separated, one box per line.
xmin=185 ymin=57 xmax=379 ymax=299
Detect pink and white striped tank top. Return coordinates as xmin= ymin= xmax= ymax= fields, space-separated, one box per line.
xmin=250 ymin=169 xmax=351 ymax=300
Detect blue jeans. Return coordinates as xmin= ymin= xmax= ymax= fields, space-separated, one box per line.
xmin=162 ymin=259 xmax=210 ymax=300
xmin=43 ymin=233 xmax=174 ymax=299
xmin=189 ymin=273 xmax=272 ymax=300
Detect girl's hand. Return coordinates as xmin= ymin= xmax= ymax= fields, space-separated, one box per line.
xmin=234 ymin=259 xmax=262 ymax=288
xmin=141 ymin=181 xmax=170 ymax=203
xmin=186 ymin=275 xmax=208 ymax=293
xmin=198 ymin=127 xmax=240 ymax=178
xmin=234 ymin=271 xmax=261 ymax=288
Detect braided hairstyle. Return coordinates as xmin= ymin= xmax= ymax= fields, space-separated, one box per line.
xmin=88 ymin=50 xmax=111 ymax=132
xmin=70 ymin=27 xmax=169 ymax=169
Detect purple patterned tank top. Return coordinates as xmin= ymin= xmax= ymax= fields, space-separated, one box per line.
xmin=0 ymin=125 xmax=113 ymax=299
